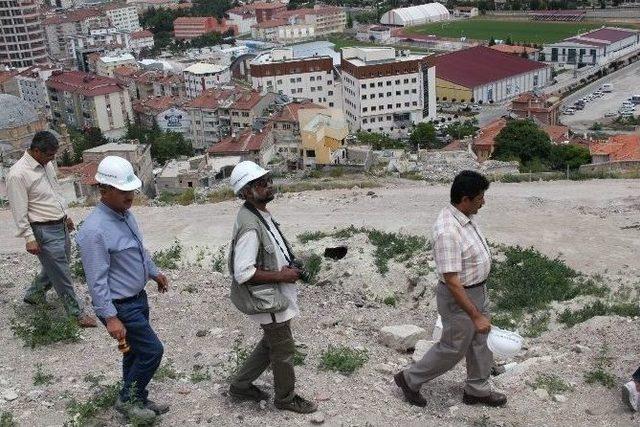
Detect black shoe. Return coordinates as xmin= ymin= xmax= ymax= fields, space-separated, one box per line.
xmin=394 ymin=371 xmax=427 ymax=407
xmin=274 ymin=395 xmax=317 ymax=414
xmin=462 ymin=391 xmax=507 ymax=407
xmin=145 ymin=399 xmax=170 ymax=415
xmin=229 ymin=384 xmax=270 ymax=402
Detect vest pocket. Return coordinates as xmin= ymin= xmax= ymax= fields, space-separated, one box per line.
xmin=249 ymin=284 xmax=288 ymax=312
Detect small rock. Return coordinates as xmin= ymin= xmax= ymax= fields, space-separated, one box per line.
xmin=448 ymin=405 xmax=459 ymax=414
xmin=585 ymin=408 xmax=604 ymax=416
xmin=315 ymin=280 xmax=331 ymax=287
xmin=553 ymin=394 xmax=568 ymax=403
xmin=1 ymin=389 xmax=18 ymax=401
xmin=27 ymin=390 xmax=43 ymax=401
xmin=319 ymin=317 xmax=339 ymax=328
xmin=571 ymin=344 xmax=589 ymax=354
xmin=259 ymin=400 xmax=267 ymax=410
xmin=315 ymin=393 xmax=330 ymax=402
xmin=310 ymin=412 xmax=325 ymax=424
xmin=379 ymin=325 xmax=428 ymax=352
xmin=342 ymin=271 xmax=353 ymax=278
xmin=374 ymin=363 xmax=395 ymax=375
xmin=177 ymin=388 xmax=191 ymax=395
xmin=196 ymin=330 xmax=209 ymax=338
xmin=534 ymin=388 xmax=549 ymax=400
xmin=42 ymin=401 xmax=54 ymax=408
xmin=366 ymin=191 xmax=376 ymax=196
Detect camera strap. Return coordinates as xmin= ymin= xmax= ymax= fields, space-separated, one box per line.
xmin=243 ymin=201 xmax=294 ymax=265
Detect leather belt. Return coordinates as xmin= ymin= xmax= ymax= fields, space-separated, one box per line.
xmin=113 ymin=290 xmax=146 ymax=304
xmin=30 ymin=216 xmax=66 ymax=226
xmin=440 ymin=280 xmax=486 ymax=289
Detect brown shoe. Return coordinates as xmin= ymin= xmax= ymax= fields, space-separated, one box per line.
xmin=462 ymin=391 xmax=507 ymax=407
xmin=394 ymin=371 xmax=426 ymax=407
xmin=77 ymin=314 xmax=97 ymax=328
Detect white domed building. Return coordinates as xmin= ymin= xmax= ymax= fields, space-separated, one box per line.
xmin=380 ymin=3 xmax=450 ymax=27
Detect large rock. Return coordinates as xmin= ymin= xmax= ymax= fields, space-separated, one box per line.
xmin=379 ymin=325 xmax=427 ymax=351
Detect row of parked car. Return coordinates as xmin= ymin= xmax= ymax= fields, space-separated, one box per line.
xmin=562 ymin=87 xmax=609 ymax=115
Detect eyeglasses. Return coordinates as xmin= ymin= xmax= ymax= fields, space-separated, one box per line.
xmin=251 ymin=176 xmax=273 ymax=188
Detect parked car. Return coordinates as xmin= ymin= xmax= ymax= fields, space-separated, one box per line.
xmin=563 ymin=108 xmax=576 ymax=115
xmin=601 ymin=83 xmax=613 ymax=93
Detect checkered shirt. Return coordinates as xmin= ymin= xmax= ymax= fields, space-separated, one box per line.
xmin=432 ymin=204 xmax=491 ymax=287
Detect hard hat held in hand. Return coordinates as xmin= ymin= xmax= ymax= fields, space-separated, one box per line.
xmin=487 ymin=326 xmax=523 ymax=358
xmin=95 ymin=156 xmax=142 ymax=192
xmin=230 ymin=161 xmax=269 ymax=195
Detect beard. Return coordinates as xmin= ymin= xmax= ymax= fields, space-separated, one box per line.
xmin=250 ymin=188 xmax=275 ymax=204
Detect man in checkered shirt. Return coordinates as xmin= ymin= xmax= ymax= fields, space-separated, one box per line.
xmin=394 ymin=170 xmax=507 ymax=408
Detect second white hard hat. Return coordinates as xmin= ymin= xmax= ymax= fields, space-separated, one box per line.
xmin=95 ymin=156 xmax=142 ymax=192
xmin=229 ymin=161 xmax=269 ymax=195
xmin=487 ymin=326 xmax=523 ymax=358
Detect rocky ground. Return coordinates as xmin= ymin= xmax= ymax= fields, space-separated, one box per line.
xmin=1 ymin=178 xmax=640 ymax=426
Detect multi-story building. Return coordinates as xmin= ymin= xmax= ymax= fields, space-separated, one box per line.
xmin=173 ymin=16 xmax=236 ymax=40
xmin=82 ymin=141 xmax=154 ymax=196
xmin=46 ymin=70 xmax=133 ymax=139
xmin=250 ymin=48 xmax=340 ymax=109
xmin=49 ymin=0 xmax=75 ymax=10
xmin=252 ymin=2 xmax=286 ymax=23
xmin=184 ymin=86 xmax=237 ymax=151
xmin=103 ymin=3 xmax=141 ymax=33
xmin=250 ymin=5 xmax=346 ymax=43
xmin=69 ymin=27 xmax=129 ymax=71
xmin=228 ymin=91 xmax=274 ymax=133
xmin=0 ymin=0 xmax=49 ymax=68
xmin=299 ymin=107 xmax=348 ymax=167
xmin=43 ymin=9 xmax=109 ymax=62
xmin=208 ymin=124 xmax=275 ymax=166
xmin=15 ymin=66 xmax=63 ymax=118
xmin=271 ymin=100 xmax=324 ymax=161
xmin=183 ymin=62 xmax=231 ymax=98
xmin=226 ymin=5 xmax=257 ymax=36
xmin=95 ymin=53 xmax=137 ymax=77
xmin=132 ymin=95 xmax=189 ymax=137
xmin=251 ymin=19 xmax=315 ymax=44
xmin=128 ymin=29 xmax=154 ymax=53
xmin=341 ymin=47 xmax=436 ymax=135
xmin=510 ymin=91 xmax=561 ymax=125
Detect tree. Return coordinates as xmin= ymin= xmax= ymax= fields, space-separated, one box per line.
xmin=346 ymin=13 xmax=353 ymax=29
xmin=355 ymin=131 xmax=404 ymax=150
xmin=489 ymin=37 xmax=496 ymax=46
xmin=150 ymin=131 xmax=194 ymax=165
xmin=409 ymin=122 xmax=440 ymax=150
xmin=70 ymin=127 xmax=108 ymax=164
xmin=548 ymin=144 xmax=591 ymax=171
xmin=446 ymin=119 xmax=478 ymax=140
xmin=505 ymin=35 xmax=513 ymax=46
xmin=59 ymin=149 xmax=73 ymax=167
xmin=492 ymin=119 xmax=552 ymax=167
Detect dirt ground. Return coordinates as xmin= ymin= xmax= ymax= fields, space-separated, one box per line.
xmin=0 ymin=178 xmax=639 ymax=426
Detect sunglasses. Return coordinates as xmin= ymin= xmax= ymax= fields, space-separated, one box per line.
xmin=251 ymin=176 xmax=273 ymax=188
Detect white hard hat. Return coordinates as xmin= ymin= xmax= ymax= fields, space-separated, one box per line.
xmin=95 ymin=156 xmax=142 ymax=192
xmin=487 ymin=326 xmax=523 ymax=359
xmin=229 ymin=161 xmax=269 ymax=195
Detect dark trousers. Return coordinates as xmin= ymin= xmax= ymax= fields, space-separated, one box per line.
xmin=633 ymin=367 xmax=640 ymax=382
xmin=110 ymin=291 xmax=164 ymax=404
xmin=231 ymin=320 xmax=296 ymax=403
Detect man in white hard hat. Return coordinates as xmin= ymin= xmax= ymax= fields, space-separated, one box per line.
xmin=76 ymin=156 xmax=169 ymax=423
xmin=227 ymin=160 xmax=317 ymax=414
xmin=6 ymin=130 xmax=96 ymax=327
xmin=394 ymin=170 xmax=507 ymax=408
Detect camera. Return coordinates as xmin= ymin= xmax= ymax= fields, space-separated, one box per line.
xmin=290 ymin=259 xmax=311 ymax=283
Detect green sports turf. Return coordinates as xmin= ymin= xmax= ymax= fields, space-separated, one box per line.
xmin=404 ymin=18 xmax=638 ymax=44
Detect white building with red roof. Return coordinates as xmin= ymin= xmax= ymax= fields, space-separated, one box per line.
xmin=207 ymin=124 xmax=275 ymax=166
xmin=46 ymin=70 xmax=134 ymax=138
xmin=543 ymin=26 xmax=640 ymax=68
xmin=430 ymin=45 xmax=551 ymax=104
xmin=128 ymin=29 xmax=154 ymax=53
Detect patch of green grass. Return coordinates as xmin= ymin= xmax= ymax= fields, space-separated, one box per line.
xmin=297 ymin=231 xmax=330 ymax=244
xmin=0 ymin=411 xmax=16 ymax=427
xmin=83 ymin=373 xmax=106 ymax=388
xmin=10 ymin=307 xmax=80 ymax=348
xmin=66 ymin=382 xmax=121 ymax=426
xmin=404 ymin=18 xmax=636 ymax=44
xmin=521 ymin=311 xmax=550 ymax=338
xmin=584 ymin=342 xmax=616 ymax=388
xmin=531 ymin=374 xmax=573 ymax=395
xmin=33 ymin=363 xmax=55 ymax=386
xmin=381 ymin=293 xmax=398 ymax=307
xmin=206 ymin=187 xmax=236 ymax=203
xmin=152 ymin=239 xmax=182 ymax=270
xmin=303 ymin=253 xmax=322 ymax=284
xmin=294 ymin=344 xmax=307 ymax=366
xmin=190 ymin=365 xmax=211 ymax=383
xmin=153 ymin=359 xmax=184 ymax=382
xmin=183 ymin=283 xmax=197 ymax=293
xmin=212 ymin=246 xmax=226 ymax=273
xmin=558 ymin=300 xmax=640 ymax=328
xmin=228 ymin=336 xmax=251 ymax=379
xmin=319 ymin=345 xmax=368 ymax=375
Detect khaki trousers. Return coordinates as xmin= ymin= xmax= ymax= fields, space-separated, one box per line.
xmin=231 ymin=320 xmax=296 ymax=403
xmin=404 ymin=283 xmax=492 ymax=397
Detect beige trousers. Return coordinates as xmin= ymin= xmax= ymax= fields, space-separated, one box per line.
xmin=404 ymin=283 xmax=492 ymax=397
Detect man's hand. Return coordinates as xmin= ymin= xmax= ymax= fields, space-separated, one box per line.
xmin=472 ymin=314 xmax=491 ymax=334
xmin=155 ymin=273 xmax=169 ymax=293
xmin=26 ymin=240 xmax=40 ymax=255
xmin=279 ymin=266 xmax=301 ymax=283
xmin=66 ymin=217 xmax=75 ymax=232
xmin=106 ymin=317 xmax=126 ymax=340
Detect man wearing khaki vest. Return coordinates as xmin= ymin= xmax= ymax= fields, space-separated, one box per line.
xmin=227 ymin=161 xmax=317 ymax=414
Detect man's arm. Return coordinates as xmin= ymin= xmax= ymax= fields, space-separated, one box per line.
xmin=442 ymin=272 xmax=490 ymax=334
xmin=6 ymin=174 xmax=37 ymax=251
xmin=234 ymin=230 xmax=300 ymax=285
xmin=77 ymin=230 xmax=125 ymax=339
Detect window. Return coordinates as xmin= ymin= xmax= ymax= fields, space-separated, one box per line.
xmin=371 ymin=106 xmax=376 ymax=111
xmin=371 ymin=94 xmax=375 ymax=99
xmin=362 ymin=94 xmax=367 ymax=99
xmin=396 ymin=103 xmax=401 ymax=108
xmin=387 ymin=92 xmax=391 ymax=96
xmin=327 ymin=80 xmax=332 ymax=84
xmin=404 ymin=90 xmax=409 ymax=95
xmin=378 ymin=117 xmax=383 ymax=122
xmin=306 ymin=150 xmax=316 ymax=157
xmin=297 ymin=88 xmax=302 ymax=93
xmin=404 ymin=102 xmax=409 ymax=107
xmin=378 ymin=93 xmax=383 ymax=98
xmin=369 ymin=83 xmax=375 ymax=88
xmin=380 ymin=105 xmax=384 ymax=110
xmin=411 ymin=89 xmax=417 ymax=94
xmin=361 ymin=83 xmax=366 ymax=88
xmin=395 ymin=79 xmax=400 ymax=85
xmin=396 ymin=91 xmax=401 ymax=96
xmin=317 ymin=86 xmax=322 ymax=91
xmin=412 ymin=101 xmax=417 ymax=106
xmin=311 ymin=87 xmax=316 ymax=92
xmin=411 ymin=78 xmax=416 ymax=83
xmin=386 ymin=81 xmax=391 ymax=86
xmin=363 ymin=118 xmax=368 ymax=124
xmin=329 ymin=102 xmax=334 ymax=107
xmin=551 ymin=48 xmax=558 ymax=62
xmin=310 ymin=76 xmax=315 ymax=81
xmin=403 ymin=79 xmax=408 ymax=84
xmin=363 ymin=107 xmax=368 ymax=112
xmin=318 ymin=76 xmax=322 ymax=81
xmin=387 ymin=104 xmax=392 ymax=109
xmin=277 ymin=79 xmax=282 ymax=84
xmin=290 ymin=78 xmax=295 ymax=83
xmin=296 ymin=77 xmax=301 ymax=82
xmin=328 ymin=91 xmax=333 ymax=95
xmin=377 ymin=82 xmax=383 ymax=87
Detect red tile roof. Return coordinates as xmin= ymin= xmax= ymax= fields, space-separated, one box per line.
xmin=231 ymin=91 xmax=263 ymax=110
xmin=133 ymin=96 xmax=181 ymax=114
xmin=590 ymin=134 xmax=640 ymax=161
xmin=185 ymin=87 xmax=238 ymax=109
xmin=583 ymin=28 xmax=638 ymax=43
xmin=490 ymin=44 xmax=540 ymax=55
xmin=130 ymin=29 xmax=154 ymax=40
xmin=46 ymin=71 xmax=125 ymax=97
xmin=58 ymin=161 xmax=99 ymax=186
xmin=432 ymin=46 xmax=549 ymax=88
xmin=274 ymin=6 xmax=343 ymax=19
xmin=564 ymin=37 xmax=609 ymax=47
xmin=473 ymin=118 xmax=507 ymax=147
xmin=252 ymin=2 xmax=287 ymax=10
xmin=0 ymin=70 xmax=18 ymax=85
xmin=273 ymin=100 xmax=324 ymax=122
xmin=113 ymin=65 xmax=140 ymax=78
xmin=542 ymin=125 xmax=569 ymax=144
xmin=208 ymin=125 xmax=272 ymax=155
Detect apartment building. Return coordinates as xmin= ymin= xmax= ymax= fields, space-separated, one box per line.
xmin=226 ymin=5 xmax=257 ymax=35
xmin=250 ymin=48 xmax=340 ymax=109
xmin=173 ymin=16 xmax=236 ymax=40
xmin=46 ymin=70 xmax=133 ymax=138
xmin=250 ymin=5 xmax=346 ymax=42
xmin=128 ymin=29 xmax=154 ymax=52
xmin=95 ymin=53 xmax=137 ymax=77
xmin=0 ymin=0 xmax=49 ymax=68
xmin=252 ymin=1 xmax=286 ymax=23
xmin=341 ymin=47 xmax=436 ymax=135
xmin=15 ymin=66 xmax=63 ymax=118
xmin=103 ymin=3 xmax=141 ymax=33
xmin=228 ymin=91 xmax=274 ymax=133
xmin=184 ymin=86 xmax=236 ymax=151
xmin=183 ymin=62 xmax=231 ymax=98
xmin=43 ymin=9 xmax=109 ymax=62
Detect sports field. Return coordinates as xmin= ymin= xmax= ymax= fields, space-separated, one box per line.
xmin=404 ymin=18 xmax=639 ymax=44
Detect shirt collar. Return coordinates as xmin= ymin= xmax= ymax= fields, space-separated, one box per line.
xmin=448 ymin=204 xmax=473 ymax=226
xmin=23 ymin=151 xmax=43 ymax=170
xmin=97 ymin=201 xmax=130 ymax=221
